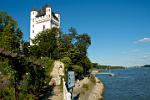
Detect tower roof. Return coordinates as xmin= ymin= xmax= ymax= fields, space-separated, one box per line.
xmin=31 ymin=4 xmax=51 ymax=12
xmin=31 ymin=8 xmax=38 ymax=11
xmin=55 ymin=12 xmax=60 ymax=14
xmin=43 ymin=4 xmax=51 ymax=8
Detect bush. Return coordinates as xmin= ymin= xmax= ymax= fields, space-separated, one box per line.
xmin=61 ymin=57 xmax=72 ymax=82
xmin=38 ymin=57 xmax=54 ymax=76
xmin=61 ymin=57 xmax=72 ymax=66
xmin=80 ymin=83 xmax=89 ymax=95
xmin=90 ymin=74 xmax=96 ymax=84
xmin=82 ymin=83 xmax=89 ymax=90
xmin=72 ymin=65 xmax=83 ymax=73
xmin=0 ymin=86 xmax=14 ymax=99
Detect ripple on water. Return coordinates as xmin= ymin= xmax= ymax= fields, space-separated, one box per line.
xmin=96 ymin=68 xmax=150 ymax=100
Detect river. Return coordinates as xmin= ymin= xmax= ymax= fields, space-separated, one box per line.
xmin=96 ymin=67 xmax=150 ymax=100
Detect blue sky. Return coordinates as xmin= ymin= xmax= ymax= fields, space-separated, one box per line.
xmin=0 ymin=0 xmax=150 ymax=67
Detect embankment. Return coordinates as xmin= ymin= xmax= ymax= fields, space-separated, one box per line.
xmin=73 ymin=75 xmax=104 ymax=100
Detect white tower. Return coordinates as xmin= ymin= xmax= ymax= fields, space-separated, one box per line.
xmin=30 ymin=4 xmax=60 ymax=45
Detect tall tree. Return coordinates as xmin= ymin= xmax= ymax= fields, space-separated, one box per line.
xmin=31 ymin=28 xmax=60 ymax=59
xmin=0 ymin=12 xmax=24 ymax=100
xmin=59 ymin=27 xmax=92 ymax=76
xmin=76 ymin=33 xmax=91 ymax=55
xmin=21 ymin=41 xmax=30 ymax=57
xmin=0 ymin=12 xmax=23 ymax=52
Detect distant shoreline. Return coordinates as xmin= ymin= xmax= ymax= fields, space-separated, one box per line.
xmin=141 ymin=65 xmax=150 ymax=68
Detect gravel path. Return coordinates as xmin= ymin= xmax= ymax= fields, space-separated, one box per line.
xmin=48 ymin=61 xmax=64 ymax=100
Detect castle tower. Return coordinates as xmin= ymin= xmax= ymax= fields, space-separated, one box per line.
xmin=30 ymin=4 xmax=60 ymax=45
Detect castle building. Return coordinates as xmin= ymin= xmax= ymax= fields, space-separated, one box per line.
xmin=30 ymin=4 xmax=60 ymax=45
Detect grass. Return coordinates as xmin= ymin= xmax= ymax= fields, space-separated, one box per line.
xmin=0 ymin=75 xmax=10 ymax=81
xmin=58 ymin=78 xmax=63 ymax=92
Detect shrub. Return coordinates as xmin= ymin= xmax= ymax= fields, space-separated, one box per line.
xmin=38 ymin=57 xmax=54 ymax=76
xmin=82 ymin=83 xmax=89 ymax=90
xmin=61 ymin=57 xmax=72 ymax=82
xmin=72 ymin=65 xmax=83 ymax=74
xmin=61 ymin=57 xmax=72 ymax=66
xmin=90 ymin=74 xmax=96 ymax=84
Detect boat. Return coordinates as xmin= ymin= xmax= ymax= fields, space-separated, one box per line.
xmin=109 ymin=73 xmax=115 ymax=77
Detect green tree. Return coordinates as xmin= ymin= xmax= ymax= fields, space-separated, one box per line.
xmin=58 ymin=34 xmax=73 ymax=58
xmin=30 ymin=45 xmax=41 ymax=58
xmin=58 ymin=27 xmax=92 ymax=76
xmin=72 ymin=65 xmax=83 ymax=78
xmin=0 ymin=12 xmax=55 ymax=99
xmin=31 ymin=28 xmax=60 ymax=59
xmin=80 ymin=56 xmax=93 ymax=75
xmin=75 ymin=33 xmax=91 ymax=55
xmin=0 ymin=12 xmax=23 ymax=100
xmin=22 ymin=42 xmax=30 ymax=57
xmin=0 ymin=12 xmax=23 ymax=52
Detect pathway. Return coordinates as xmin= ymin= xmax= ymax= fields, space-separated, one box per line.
xmin=48 ymin=60 xmax=64 ymax=100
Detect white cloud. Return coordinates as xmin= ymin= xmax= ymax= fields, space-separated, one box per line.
xmin=135 ymin=38 xmax=150 ymax=43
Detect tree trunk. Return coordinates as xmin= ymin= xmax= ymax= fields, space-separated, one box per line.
xmin=14 ymin=77 xmax=19 ymax=100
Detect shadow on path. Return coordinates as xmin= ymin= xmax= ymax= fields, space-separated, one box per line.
xmin=73 ymin=93 xmax=80 ymax=100
xmin=37 ymin=85 xmax=54 ymax=100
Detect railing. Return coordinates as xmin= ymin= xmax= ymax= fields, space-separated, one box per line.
xmin=63 ymin=78 xmax=71 ymax=100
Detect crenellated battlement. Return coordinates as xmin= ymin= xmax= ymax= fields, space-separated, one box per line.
xmin=35 ymin=15 xmax=50 ymax=23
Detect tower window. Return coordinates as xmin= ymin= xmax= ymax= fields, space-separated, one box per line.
xmin=43 ymin=25 xmax=45 ymax=31
xmin=32 ymin=30 xmax=34 ymax=33
xmin=32 ymin=25 xmax=34 ymax=28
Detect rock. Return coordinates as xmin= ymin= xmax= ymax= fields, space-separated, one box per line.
xmin=73 ymin=76 xmax=104 ymax=100
xmin=50 ymin=61 xmax=64 ymax=85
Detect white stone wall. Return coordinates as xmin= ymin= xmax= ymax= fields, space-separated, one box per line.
xmin=30 ymin=11 xmax=37 ymax=44
xmin=30 ymin=5 xmax=60 ymax=45
xmin=63 ymin=78 xmax=71 ymax=100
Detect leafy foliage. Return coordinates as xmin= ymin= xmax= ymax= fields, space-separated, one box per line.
xmin=0 ymin=12 xmax=22 ymax=52
xmin=0 ymin=11 xmax=93 ymax=99
xmin=38 ymin=57 xmax=54 ymax=82
xmin=0 ymin=12 xmax=54 ymax=99
xmin=89 ymin=74 xmax=96 ymax=84
xmin=58 ymin=27 xmax=92 ymax=76
xmin=31 ymin=28 xmax=60 ymax=59
xmin=61 ymin=57 xmax=72 ymax=66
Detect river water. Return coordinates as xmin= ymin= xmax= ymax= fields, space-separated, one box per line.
xmin=96 ymin=67 xmax=150 ymax=100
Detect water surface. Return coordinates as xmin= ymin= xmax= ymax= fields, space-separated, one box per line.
xmin=96 ymin=67 xmax=150 ymax=100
